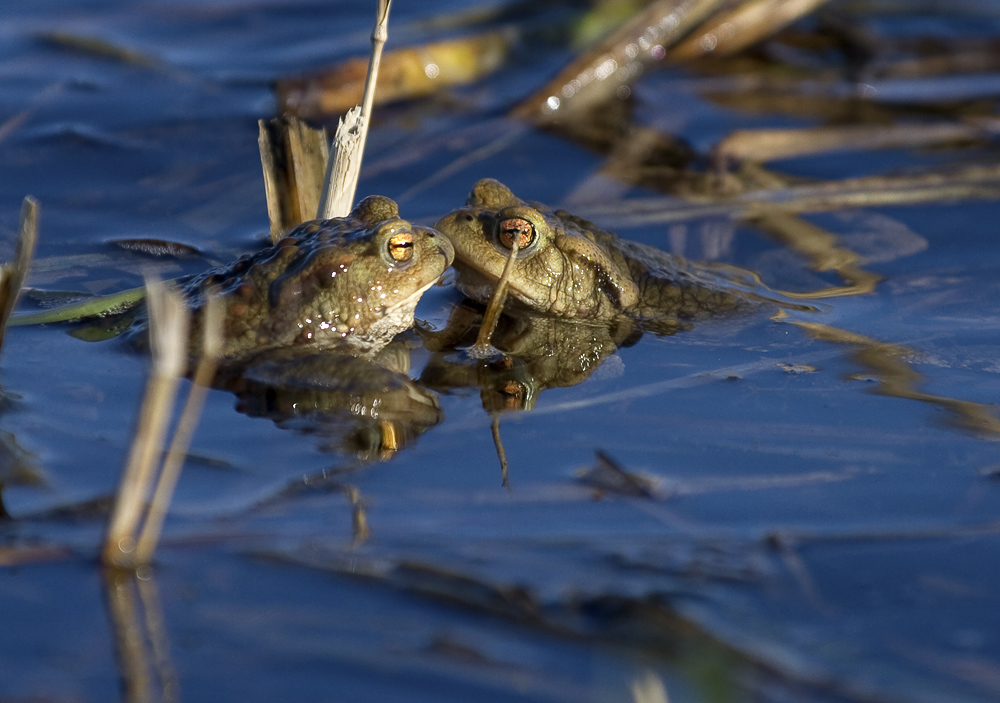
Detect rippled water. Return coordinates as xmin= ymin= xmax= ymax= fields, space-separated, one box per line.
xmin=3 ymin=2 xmax=1000 ymax=701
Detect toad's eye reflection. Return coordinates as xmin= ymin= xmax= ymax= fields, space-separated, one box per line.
xmin=387 ymin=232 xmax=414 ymax=262
xmin=497 ymin=217 xmax=534 ymax=250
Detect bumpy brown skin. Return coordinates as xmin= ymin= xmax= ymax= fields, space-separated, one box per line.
xmin=435 ymin=179 xmax=745 ymax=335
xmin=183 ymin=195 xmax=454 ymax=360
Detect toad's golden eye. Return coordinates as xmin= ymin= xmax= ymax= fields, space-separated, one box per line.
xmin=387 ymin=232 xmax=414 ymax=262
xmin=497 ymin=217 xmax=535 ymax=250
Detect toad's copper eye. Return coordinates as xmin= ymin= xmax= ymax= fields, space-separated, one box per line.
xmin=497 ymin=217 xmax=535 ymax=250
xmin=387 ymin=232 xmax=414 ymax=262
xmin=500 ymin=380 xmax=527 ymax=410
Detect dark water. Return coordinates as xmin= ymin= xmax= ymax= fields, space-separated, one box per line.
xmin=3 ymin=1 xmax=1000 ymax=701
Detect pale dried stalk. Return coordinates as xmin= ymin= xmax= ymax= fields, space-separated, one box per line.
xmin=103 ymin=279 xmax=189 ymax=568
xmin=134 ymin=293 xmax=222 ymax=564
xmin=318 ymin=0 xmax=393 ymax=219
xmin=0 ymin=196 xmax=39 ymax=352
xmin=319 ymin=107 xmax=364 ymax=219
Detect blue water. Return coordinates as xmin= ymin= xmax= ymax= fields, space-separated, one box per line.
xmin=2 ymin=2 xmax=1000 ymax=702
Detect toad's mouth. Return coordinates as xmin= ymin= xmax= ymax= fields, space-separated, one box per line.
xmin=386 ymin=278 xmax=438 ymax=313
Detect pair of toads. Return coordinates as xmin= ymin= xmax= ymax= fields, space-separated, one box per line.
xmin=186 ymin=178 xmax=749 ymax=362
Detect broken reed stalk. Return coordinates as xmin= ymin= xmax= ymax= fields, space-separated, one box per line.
xmin=0 ymin=196 xmax=39 ymax=353
xmin=103 ymin=279 xmax=189 ymax=567
xmin=259 ymin=117 xmax=330 ymax=243
xmin=318 ymin=0 xmax=392 ymax=219
xmin=134 ymin=294 xmax=222 ymax=564
xmin=103 ymin=280 xmax=221 ymax=569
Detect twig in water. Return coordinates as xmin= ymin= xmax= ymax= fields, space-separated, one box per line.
xmin=469 ymin=233 xmax=520 ymax=356
xmin=318 ymin=0 xmax=393 ymax=219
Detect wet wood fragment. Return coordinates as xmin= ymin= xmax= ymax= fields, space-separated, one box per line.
xmin=133 ymin=293 xmax=222 ymax=565
xmin=258 ymin=116 xmax=329 ymax=242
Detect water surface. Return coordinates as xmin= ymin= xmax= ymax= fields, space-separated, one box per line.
xmin=2 ymin=2 xmax=1000 ymax=701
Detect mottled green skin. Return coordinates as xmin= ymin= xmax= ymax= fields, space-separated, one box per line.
xmin=184 ymin=195 xmax=453 ymax=359
xmin=435 ymin=179 xmax=745 ymax=335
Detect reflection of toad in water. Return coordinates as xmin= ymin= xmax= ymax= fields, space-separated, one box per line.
xmin=218 ymin=343 xmax=443 ymax=461
xmin=420 ymin=302 xmax=640 ymax=412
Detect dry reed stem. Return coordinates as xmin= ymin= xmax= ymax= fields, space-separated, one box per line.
xmin=513 ymin=0 xmax=726 ymax=121
xmin=103 ymin=279 xmax=189 ymax=568
xmin=134 ymin=293 xmax=222 ymax=564
xmin=0 ymin=196 xmax=39 ymax=353
xmin=318 ymin=0 xmax=392 ymax=218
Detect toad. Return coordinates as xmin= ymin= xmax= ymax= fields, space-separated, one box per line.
xmin=435 ymin=179 xmax=751 ymax=335
xmin=161 ymin=195 xmax=454 ymax=359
